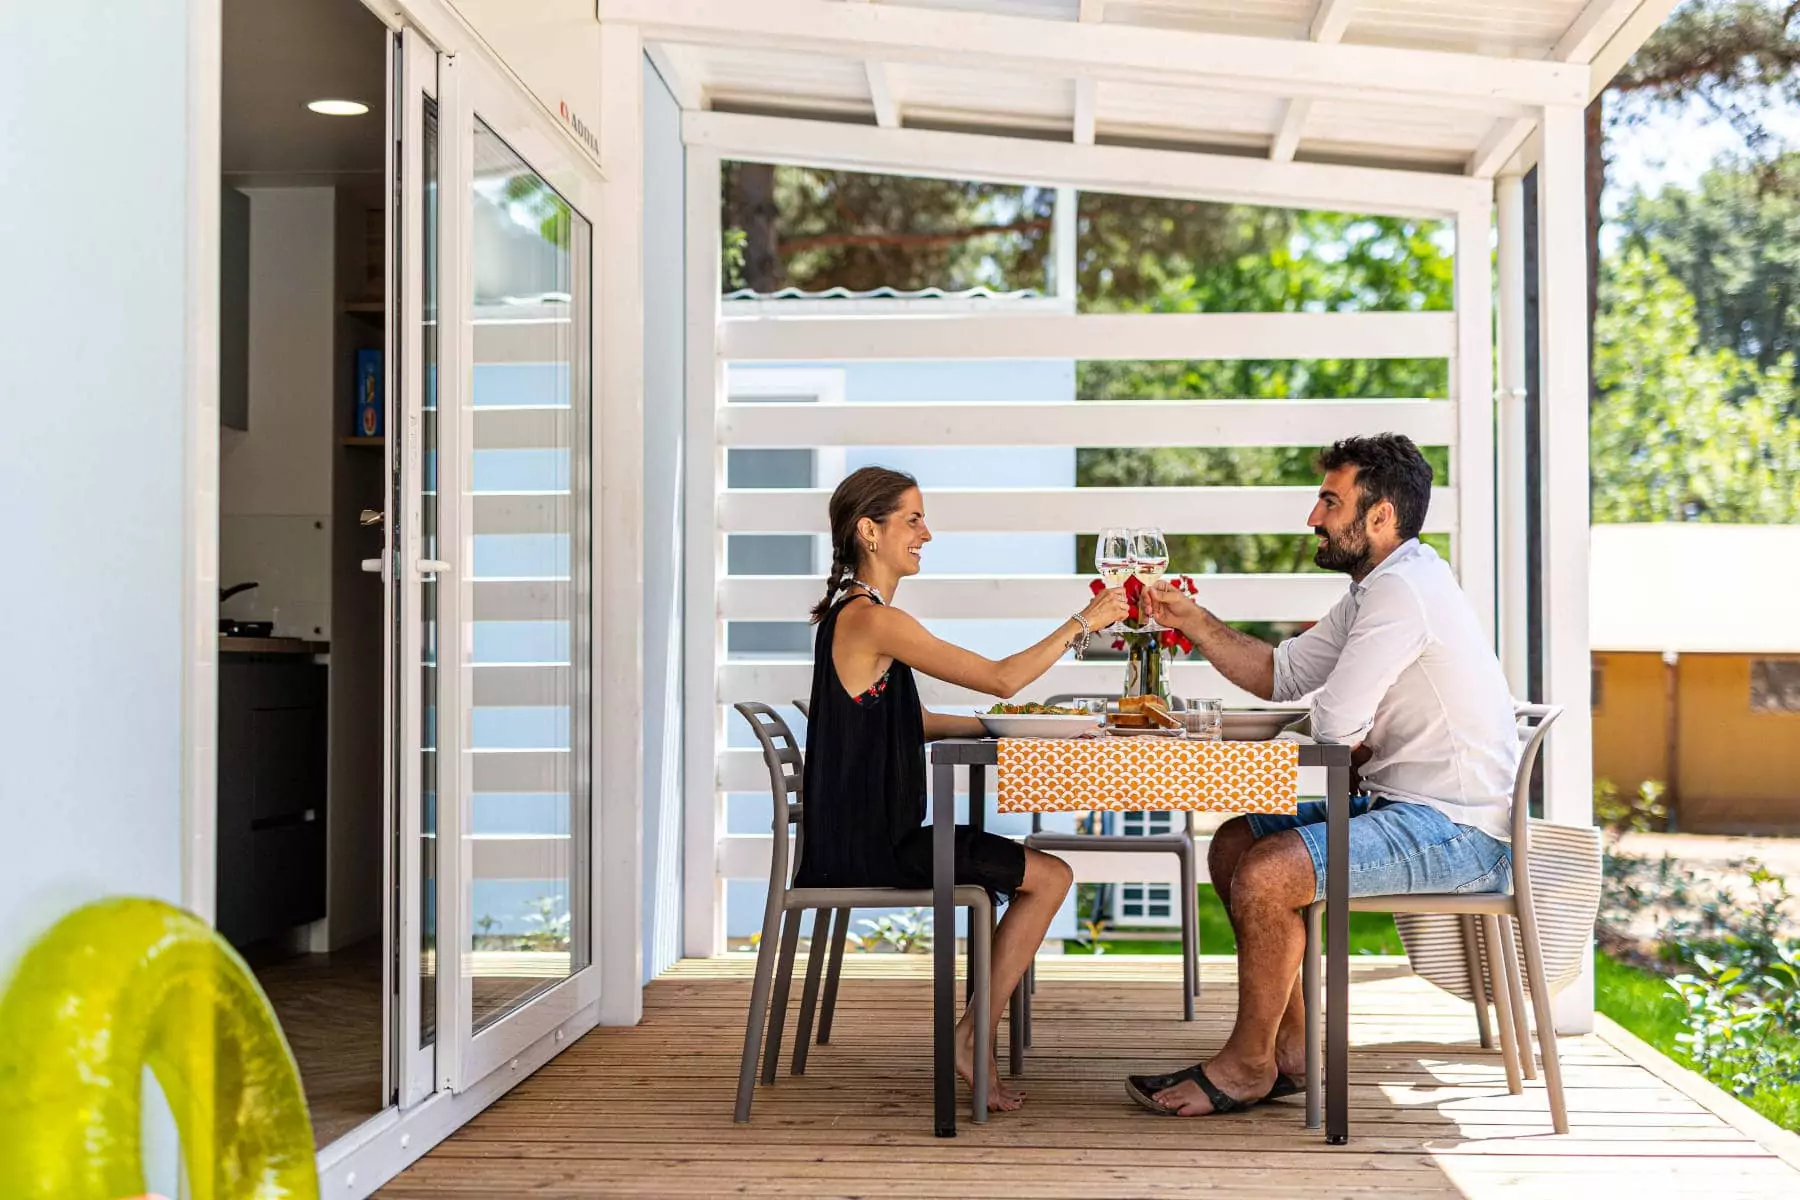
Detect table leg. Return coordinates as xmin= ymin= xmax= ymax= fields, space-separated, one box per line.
xmin=1326 ymin=762 xmax=1350 ymax=1145
xmin=933 ymin=760 xmax=957 ymax=1138
xmin=966 ymin=763 xmax=985 ymax=1004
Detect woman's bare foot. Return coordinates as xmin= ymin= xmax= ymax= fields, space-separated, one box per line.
xmin=956 ymin=1023 xmax=1024 ymax=1111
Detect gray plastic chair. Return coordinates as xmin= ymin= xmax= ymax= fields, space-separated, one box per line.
xmin=1301 ymin=704 xmax=1568 ymax=1133
xmin=733 ymin=701 xmax=998 ymax=1124
xmin=1021 ymin=693 xmax=1202 ymax=1020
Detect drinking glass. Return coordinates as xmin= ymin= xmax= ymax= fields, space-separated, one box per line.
xmin=1071 ymin=697 xmax=1108 ymax=720
xmin=1181 ymin=698 xmax=1224 ymax=741
xmin=1131 ymin=527 xmax=1171 ymax=632
xmin=1094 ymin=528 xmax=1134 ymax=633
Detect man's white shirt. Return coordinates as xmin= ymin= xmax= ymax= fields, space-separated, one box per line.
xmin=1270 ymin=540 xmax=1521 ymax=841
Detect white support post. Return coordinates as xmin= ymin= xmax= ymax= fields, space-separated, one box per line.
xmin=598 ymin=22 xmax=648 ymax=1024
xmin=1537 ymin=104 xmax=1595 ymax=1034
xmin=682 ymin=147 xmax=727 ymax=958
xmin=1453 ymin=200 xmax=1497 ymax=647
xmin=1495 ymin=174 xmax=1530 ymax=698
xmin=1053 ymin=187 xmax=1078 ymax=311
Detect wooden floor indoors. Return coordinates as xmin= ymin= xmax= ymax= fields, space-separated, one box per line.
xmin=380 ymin=954 xmax=1800 ymax=1199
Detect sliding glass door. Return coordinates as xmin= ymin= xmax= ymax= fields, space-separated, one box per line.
xmin=435 ymin=49 xmax=601 ymax=1088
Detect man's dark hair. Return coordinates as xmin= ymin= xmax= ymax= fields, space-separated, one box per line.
xmin=1317 ymin=434 xmax=1434 ymax=541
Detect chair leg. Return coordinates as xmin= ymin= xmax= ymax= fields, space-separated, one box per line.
xmin=1179 ymin=842 xmax=1197 ymax=1020
xmin=1481 ymin=916 xmax=1524 ymax=1095
xmin=1021 ymin=961 xmax=1033 ymax=1048
xmin=734 ymin=902 xmax=785 ymax=1122
xmin=1497 ymin=915 xmax=1536 ymax=1081
xmin=970 ymin=900 xmax=993 ymax=1124
xmin=1516 ymin=904 xmax=1571 ymax=1134
xmin=816 ymin=907 xmax=851 ymax=1045
xmin=1009 ymin=976 xmax=1026 ymax=1077
xmin=761 ymin=908 xmax=802 ymax=1086
xmin=791 ymin=910 xmax=830 ymax=1075
xmin=1303 ymin=900 xmax=1323 ymax=1131
xmin=1460 ymin=914 xmax=1495 ymax=1049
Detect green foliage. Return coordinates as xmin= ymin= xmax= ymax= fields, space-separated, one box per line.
xmin=1617 ymin=1 xmax=1800 ymax=155
xmin=1065 ymin=884 xmax=1404 ymax=957
xmin=1668 ymin=945 xmax=1800 ymax=1104
xmin=852 ymin=907 xmax=933 ymax=954
xmin=1617 ymin=153 xmax=1800 ymax=384
xmin=1593 ymin=776 xmax=1670 ymax=837
xmin=1591 ymin=248 xmax=1800 ymax=523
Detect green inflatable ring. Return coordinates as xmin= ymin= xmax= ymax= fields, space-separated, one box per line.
xmin=0 ymin=897 xmax=319 ymax=1199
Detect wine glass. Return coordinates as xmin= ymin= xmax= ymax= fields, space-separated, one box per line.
xmin=1094 ymin=528 xmax=1134 ymax=633
xmin=1131 ymin=527 xmax=1170 ymax=632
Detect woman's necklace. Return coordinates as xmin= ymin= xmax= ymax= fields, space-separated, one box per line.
xmin=850 ymin=579 xmax=886 ymax=605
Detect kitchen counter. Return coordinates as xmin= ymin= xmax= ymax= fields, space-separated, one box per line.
xmin=219 ymin=636 xmax=330 ymax=656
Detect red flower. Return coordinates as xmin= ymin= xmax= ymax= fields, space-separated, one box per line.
xmin=1089 ymin=578 xmax=1105 ymax=596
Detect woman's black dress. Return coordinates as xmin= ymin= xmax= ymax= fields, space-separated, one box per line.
xmin=793 ymin=592 xmax=1026 ymax=899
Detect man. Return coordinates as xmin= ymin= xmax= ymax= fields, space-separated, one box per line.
xmin=1127 ymin=433 xmax=1520 ymax=1118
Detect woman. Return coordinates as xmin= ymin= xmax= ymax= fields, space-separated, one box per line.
xmin=797 ymin=466 xmax=1128 ymax=1112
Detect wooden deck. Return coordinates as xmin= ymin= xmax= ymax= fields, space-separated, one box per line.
xmin=381 ymin=954 xmax=1800 ymax=1198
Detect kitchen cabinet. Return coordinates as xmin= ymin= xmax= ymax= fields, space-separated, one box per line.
xmin=216 ymin=648 xmax=328 ymax=949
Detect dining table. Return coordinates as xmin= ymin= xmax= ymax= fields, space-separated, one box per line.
xmin=927 ymin=733 xmax=1355 ymax=1142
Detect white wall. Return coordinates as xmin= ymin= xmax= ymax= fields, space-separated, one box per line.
xmin=0 ymin=2 xmax=208 ymax=1193
xmin=219 ymin=187 xmax=336 ymax=639
xmin=641 ymin=57 xmax=686 ymax=982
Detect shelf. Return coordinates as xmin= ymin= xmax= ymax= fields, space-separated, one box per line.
xmin=341 ymin=436 xmax=385 ymax=448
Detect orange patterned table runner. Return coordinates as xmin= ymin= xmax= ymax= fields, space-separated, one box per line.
xmin=995 ymin=737 xmax=1300 ymax=814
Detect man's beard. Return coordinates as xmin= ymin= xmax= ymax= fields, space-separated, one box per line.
xmin=1313 ymin=523 xmax=1371 ymax=575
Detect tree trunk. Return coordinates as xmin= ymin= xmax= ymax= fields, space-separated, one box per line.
xmin=1585 ymin=94 xmax=1606 ymax=405
xmin=731 ymin=162 xmax=783 ymax=293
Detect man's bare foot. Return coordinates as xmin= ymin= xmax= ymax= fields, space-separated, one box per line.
xmin=1274 ymin=1031 xmax=1308 ymax=1085
xmin=956 ymin=1024 xmax=1024 ymax=1111
xmin=1151 ymin=1054 xmax=1275 ymax=1116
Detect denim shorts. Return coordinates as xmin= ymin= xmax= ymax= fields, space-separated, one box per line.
xmin=1243 ymin=796 xmax=1512 ymax=905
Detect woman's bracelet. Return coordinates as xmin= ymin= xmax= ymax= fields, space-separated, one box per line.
xmin=1068 ymin=612 xmax=1094 ymax=660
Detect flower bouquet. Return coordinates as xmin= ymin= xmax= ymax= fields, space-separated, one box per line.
xmin=1088 ymin=574 xmax=1200 ymax=700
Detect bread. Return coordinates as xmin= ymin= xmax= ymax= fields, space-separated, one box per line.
xmin=1114 ymin=695 xmax=1180 ymax=729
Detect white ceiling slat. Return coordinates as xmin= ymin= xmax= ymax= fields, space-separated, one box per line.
xmin=718 ymin=573 xmax=1350 ymax=623
xmin=717 ymin=485 xmax=1460 ymax=535
xmin=717 ymin=398 xmax=1459 ymax=448
xmin=719 ymin=310 xmax=1456 ymax=362
xmin=1271 ymin=0 xmax=1357 ymax=161
xmin=604 ymin=0 xmax=1587 ymax=114
xmin=686 ymin=110 xmax=1489 ymax=218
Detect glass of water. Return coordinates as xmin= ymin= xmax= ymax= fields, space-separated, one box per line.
xmin=1071 ymin=697 xmax=1109 ymax=718
xmin=1181 ymin=698 xmax=1224 ymax=741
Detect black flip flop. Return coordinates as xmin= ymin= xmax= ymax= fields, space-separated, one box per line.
xmin=1127 ymin=1062 xmax=1265 ymax=1117
xmin=1265 ymin=1072 xmax=1304 ymax=1101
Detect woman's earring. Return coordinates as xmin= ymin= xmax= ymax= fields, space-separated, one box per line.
xmin=866 ymin=541 xmax=877 ymax=554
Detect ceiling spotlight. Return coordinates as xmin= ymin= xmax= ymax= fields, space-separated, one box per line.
xmin=307 ymin=99 xmax=369 ymax=116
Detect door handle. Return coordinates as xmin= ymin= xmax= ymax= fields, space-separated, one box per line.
xmin=360 ymin=509 xmax=385 ymax=527
xmin=418 ymin=559 xmax=451 ymax=576
xmin=360 ymin=558 xmax=385 ymax=575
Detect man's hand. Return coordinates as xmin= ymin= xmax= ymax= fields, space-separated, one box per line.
xmin=1144 ymin=580 xmax=1201 ymax=634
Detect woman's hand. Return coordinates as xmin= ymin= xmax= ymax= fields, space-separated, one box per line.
xmin=1081 ymin=587 xmax=1130 ymax=631
xmin=1143 ymin=580 xmax=1200 ymax=631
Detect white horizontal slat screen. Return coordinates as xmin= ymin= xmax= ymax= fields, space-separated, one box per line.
xmin=720 ymin=486 xmax=1458 ymax=535
xmin=720 ymin=311 xmax=1456 ymax=362
xmin=719 ymin=398 xmax=1458 ymax=448
xmin=719 ymin=660 xmax=1261 ymax=709
xmin=719 ymin=573 xmax=1349 ymax=623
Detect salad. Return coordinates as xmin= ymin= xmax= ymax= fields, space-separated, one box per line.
xmin=985 ymin=702 xmax=1083 ymax=715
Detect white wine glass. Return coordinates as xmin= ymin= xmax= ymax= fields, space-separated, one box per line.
xmin=1131 ymin=527 xmax=1171 ymax=632
xmin=1095 ymin=528 xmax=1133 ymax=633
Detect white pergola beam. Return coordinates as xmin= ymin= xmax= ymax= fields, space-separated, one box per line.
xmin=688 ymin=110 xmax=1488 ymax=218
xmin=645 ymin=42 xmax=705 ymax=110
xmin=717 ymin=486 xmax=1459 ymax=535
xmin=1469 ymin=118 xmax=1535 ymax=179
xmin=718 ymin=399 xmax=1458 ymax=448
xmin=720 ymin=310 xmax=1454 ymax=362
xmin=608 ymin=0 xmax=1586 ymax=114
xmin=1273 ymin=0 xmax=1357 ymax=162
xmin=846 ymin=0 xmax=900 ymax=128
xmin=718 ymin=573 xmax=1348 ymax=624
xmin=1074 ymin=0 xmax=1104 ymax=143
xmin=1587 ymin=0 xmax=1682 ymax=97
xmin=1555 ymin=0 xmax=1650 ymax=63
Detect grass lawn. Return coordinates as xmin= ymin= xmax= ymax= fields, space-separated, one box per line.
xmin=1594 ymin=950 xmax=1800 ymax=1133
xmin=1065 ymin=883 xmax=1405 ymax=957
